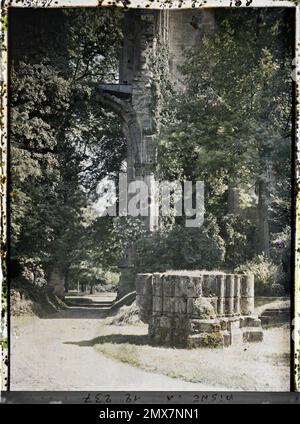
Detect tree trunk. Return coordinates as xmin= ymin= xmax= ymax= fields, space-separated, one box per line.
xmin=256 ymin=178 xmax=270 ymax=255
xmin=47 ymin=266 xmax=65 ymax=298
xmin=64 ymin=268 xmax=69 ymax=293
xmin=227 ymin=186 xmax=240 ymax=214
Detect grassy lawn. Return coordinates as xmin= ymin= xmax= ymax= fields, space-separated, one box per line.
xmin=92 ymin=321 xmax=290 ymax=391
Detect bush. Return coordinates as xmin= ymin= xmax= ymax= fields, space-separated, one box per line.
xmin=235 ymin=254 xmax=285 ymax=296
xmin=219 ymin=214 xmax=256 ymax=269
xmin=135 ymin=214 xmax=225 ymax=273
xmin=269 ymin=226 xmax=291 ymax=294
xmin=11 ymin=257 xmax=47 ymax=288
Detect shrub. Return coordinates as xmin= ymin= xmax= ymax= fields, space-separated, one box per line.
xmin=219 ymin=214 xmax=256 ymax=269
xmin=135 ymin=214 xmax=225 ymax=273
xmin=235 ymin=254 xmax=285 ymax=296
xmin=269 ymin=226 xmax=291 ymax=294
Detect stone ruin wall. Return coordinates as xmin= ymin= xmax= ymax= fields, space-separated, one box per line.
xmin=167 ymin=10 xmax=215 ymax=89
xmin=136 ymin=272 xmax=264 ymax=348
xmin=119 ymin=9 xmax=217 ymax=178
xmin=115 ymin=10 xmax=219 ymax=298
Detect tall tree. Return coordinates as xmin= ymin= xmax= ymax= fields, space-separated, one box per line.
xmin=10 ymin=8 xmax=126 ymax=293
xmin=156 ymin=8 xmax=292 ymax=257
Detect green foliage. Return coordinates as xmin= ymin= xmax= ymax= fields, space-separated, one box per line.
xmin=157 ymin=9 xmax=292 ymax=188
xmin=65 ymin=8 xmax=122 ymax=84
xmin=135 ymin=215 xmax=225 ymax=273
xmin=269 ymin=227 xmax=291 ymax=293
xmin=155 ymin=8 xmax=292 ymax=273
xmin=236 ymin=254 xmax=285 ymax=296
xmin=10 ymin=8 xmax=126 ymax=291
xmin=219 ymin=214 xmax=256 ymax=269
xmin=10 ymin=9 xmax=292 ymax=298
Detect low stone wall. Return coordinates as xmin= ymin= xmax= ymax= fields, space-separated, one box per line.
xmin=136 ymin=272 xmax=263 ymax=348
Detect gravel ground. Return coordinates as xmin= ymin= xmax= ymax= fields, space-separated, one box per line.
xmin=10 ymin=308 xmax=229 ymax=391
xmin=10 ymin=305 xmax=290 ymax=391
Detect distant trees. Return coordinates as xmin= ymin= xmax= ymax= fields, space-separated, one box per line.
xmin=10 ymin=8 xmax=126 ymax=293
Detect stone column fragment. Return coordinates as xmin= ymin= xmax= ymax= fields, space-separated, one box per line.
xmin=215 ymin=274 xmax=225 ymax=316
xmin=234 ymin=275 xmax=241 ymax=315
xmin=240 ymin=274 xmax=255 ymax=315
xmin=135 ymin=273 xmax=153 ymax=323
xmin=224 ymin=274 xmax=235 ymax=316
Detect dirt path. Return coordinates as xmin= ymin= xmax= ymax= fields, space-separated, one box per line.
xmin=10 ymin=307 xmax=230 ymax=391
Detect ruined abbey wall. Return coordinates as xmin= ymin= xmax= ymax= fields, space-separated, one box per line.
xmin=116 ymin=10 xmax=217 ymax=297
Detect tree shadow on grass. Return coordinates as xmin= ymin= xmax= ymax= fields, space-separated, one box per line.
xmin=64 ymin=333 xmax=149 ymax=347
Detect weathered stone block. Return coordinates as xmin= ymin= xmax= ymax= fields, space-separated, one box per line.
xmin=234 ymin=276 xmax=241 ymax=315
xmin=209 ymin=296 xmax=218 ymax=312
xmin=163 ymin=296 xmax=174 ymax=314
xmin=219 ymin=319 xmax=228 ymax=331
xmin=190 ymin=319 xmax=221 ymax=333
xmin=234 ymin=297 xmax=241 ymax=315
xmin=186 ymin=298 xmax=194 ymax=317
xmin=243 ymin=329 xmax=264 ymax=342
xmin=163 ymin=275 xmax=176 ymax=297
xmin=187 ymin=297 xmax=217 ymax=319
xmin=217 ymin=297 xmax=225 ymax=316
xmin=173 ymin=297 xmax=187 ymax=315
xmin=154 ymin=328 xmax=172 ymax=346
xmin=174 ymin=276 xmax=202 ymax=298
xmin=234 ymin=275 xmax=241 ymax=297
xmin=148 ymin=318 xmax=156 ymax=338
xmin=240 ymin=274 xmax=254 ymax=297
xmin=136 ymin=294 xmax=148 ymax=309
xmin=153 ymin=296 xmax=163 ymax=313
xmin=172 ymin=275 xmax=185 ymax=297
xmin=172 ymin=318 xmax=190 ymax=346
xmin=139 ymin=310 xmax=151 ymax=324
xmin=241 ymin=297 xmax=255 ymax=315
xmin=187 ymin=332 xmax=224 ymax=348
xmin=225 ymin=275 xmax=235 ymax=297
xmin=215 ymin=274 xmax=225 ymax=297
xmin=242 ymin=316 xmax=262 ymax=328
xmin=152 ymin=273 xmax=163 ymax=297
xmin=227 ymin=317 xmax=241 ymax=332
xmin=158 ymin=316 xmax=173 ymax=329
xmin=135 ymin=271 xmax=262 ymax=349
xmin=202 ymin=274 xmax=217 ymax=296
xmin=224 ymin=297 xmax=234 ymax=316
xmin=136 ymin=293 xmax=153 ymax=323
xmin=222 ymin=331 xmax=231 ymax=347
xmin=136 ymin=273 xmax=153 ymax=296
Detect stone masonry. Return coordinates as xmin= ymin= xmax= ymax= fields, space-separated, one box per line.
xmin=97 ymin=10 xmax=217 ymax=298
xmin=136 ymin=271 xmax=263 ymax=348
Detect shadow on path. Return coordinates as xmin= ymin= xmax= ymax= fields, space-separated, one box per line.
xmin=43 ymin=306 xmax=110 ymax=319
xmin=64 ymin=333 xmax=149 ymax=347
